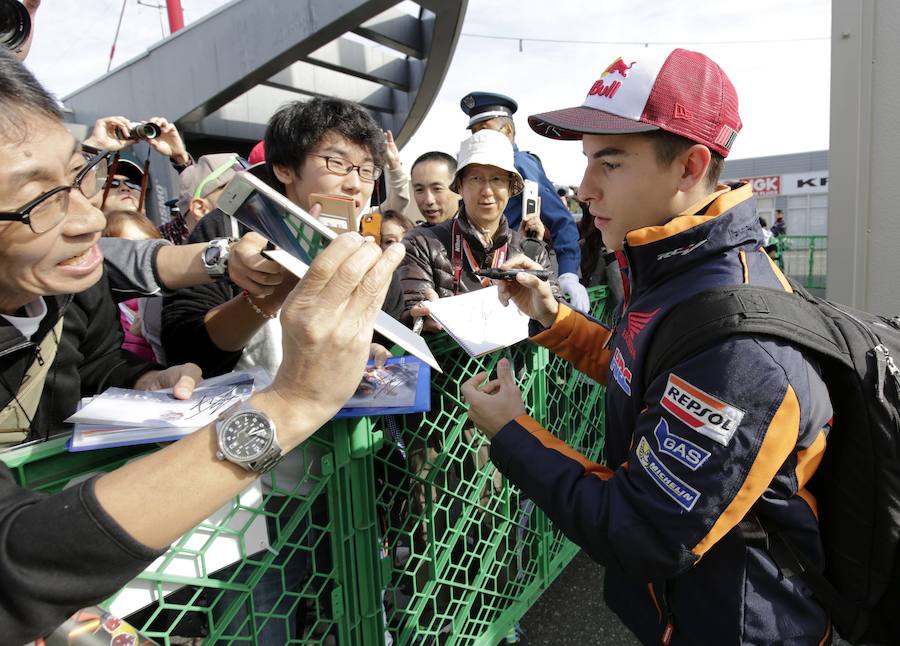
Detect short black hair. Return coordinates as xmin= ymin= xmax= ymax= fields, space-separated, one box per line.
xmin=0 ymin=48 xmax=61 ymax=140
xmin=264 ymin=97 xmax=386 ymax=182
xmin=411 ymin=151 xmax=457 ymax=177
xmin=640 ymin=129 xmax=724 ymax=192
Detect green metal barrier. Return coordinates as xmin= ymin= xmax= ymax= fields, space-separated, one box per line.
xmin=772 ymin=235 xmax=827 ymax=290
xmin=2 ymin=287 xmax=611 ymax=645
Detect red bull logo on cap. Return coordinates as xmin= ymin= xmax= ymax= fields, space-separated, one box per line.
xmin=602 ymin=57 xmax=637 ymax=78
xmin=660 ymin=373 xmax=745 ymax=446
xmin=588 ymin=57 xmax=638 ymax=100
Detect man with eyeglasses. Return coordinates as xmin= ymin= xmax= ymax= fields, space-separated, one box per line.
xmin=161 ymin=96 xmax=405 ymax=643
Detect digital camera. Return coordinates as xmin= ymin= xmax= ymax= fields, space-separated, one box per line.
xmin=0 ymin=0 xmax=30 ymax=52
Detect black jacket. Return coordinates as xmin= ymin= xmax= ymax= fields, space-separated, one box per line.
xmin=0 ymin=274 xmax=158 ymax=441
xmin=162 ymin=209 xmax=406 ymax=377
xmin=0 ymin=275 xmax=163 ymax=642
xmin=399 ymin=211 xmax=554 ymax=322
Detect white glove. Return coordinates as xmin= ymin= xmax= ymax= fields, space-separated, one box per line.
xmin=558 ymin=272 xmax=590 ymax=313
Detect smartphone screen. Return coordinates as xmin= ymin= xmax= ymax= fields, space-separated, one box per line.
xmin=218 ymin=173 xmax=335 ymax=265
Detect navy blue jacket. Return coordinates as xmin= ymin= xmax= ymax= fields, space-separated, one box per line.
xmin=490 ymin=184 xmax=833 ymax=645
xmin=505 ymin=145 xmax=581 ymax=277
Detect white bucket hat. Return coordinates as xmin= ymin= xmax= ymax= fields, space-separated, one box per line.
xmin=450 ymin=129 xmax=524 ymax=196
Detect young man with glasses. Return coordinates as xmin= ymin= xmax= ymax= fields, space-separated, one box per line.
xmin=161 ymin=96 xmax=404 ymax=643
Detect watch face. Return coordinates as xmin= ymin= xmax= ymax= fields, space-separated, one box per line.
xmin=220 ymin=412 xmax=272 ymax=461
xmin=204 ymin=245 xmax=222 ymax=266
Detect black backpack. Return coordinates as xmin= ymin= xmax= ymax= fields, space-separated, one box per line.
xmin=644 ymin=281 xmax=900 ymax=645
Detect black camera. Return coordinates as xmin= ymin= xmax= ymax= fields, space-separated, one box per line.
xmin=0 ymin=0 xmax=30 ymax=52
xmin=117 ymin=122 xmax=162 ymax=141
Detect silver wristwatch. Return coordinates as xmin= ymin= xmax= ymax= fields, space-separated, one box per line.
xmin=215 ymin=401 xmax=283 ymax=473
xmin=202 ymin=237 xmax=234 ymax=279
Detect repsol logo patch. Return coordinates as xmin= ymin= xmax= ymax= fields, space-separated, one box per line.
xmin=659 ymin=374 xmax=745 ymax=446
xmin=611 ymin=347 xmax=632 ymax=396
xmin=653 ymin=418 xmax=711 ymax=471
xmin=636 ymin=437 xmax=700 ymax=512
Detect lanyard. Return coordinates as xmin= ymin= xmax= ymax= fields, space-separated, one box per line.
xmin=451 ymin=218 xmax=508 ymax=294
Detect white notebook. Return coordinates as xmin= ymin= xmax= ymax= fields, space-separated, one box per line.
xmin=427 ymin=286 xmax=530 ymax=358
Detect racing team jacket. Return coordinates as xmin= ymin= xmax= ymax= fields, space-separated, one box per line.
xmin=489 ymin=184 xmax=834 ymax=645
xmin=505 ymin=145 xmax=582 ymax=277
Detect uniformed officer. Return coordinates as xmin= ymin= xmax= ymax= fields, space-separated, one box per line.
xmin=460 ymin=92 xmax=589 ymax=312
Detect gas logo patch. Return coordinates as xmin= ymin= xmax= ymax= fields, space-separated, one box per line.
xmin=653 ymin=418 xmax=711 ymax=471
xmin=611 ymin=347 xmax=632 ymax=396
xmin=660 ymin=374 xmax=745 ymax=446
xmin=636 ymin=436 xmax=700 ymax=512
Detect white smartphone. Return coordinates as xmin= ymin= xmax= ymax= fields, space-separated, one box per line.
xmin=217 ymin=171 xmax=336 ymax=264
xmin=521 ymin=179 xmax=541 ymax=237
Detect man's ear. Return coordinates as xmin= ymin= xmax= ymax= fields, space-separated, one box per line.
xmin=272 ymin=163 xmax=295 ymax=186
xmin=676 ymin=144 xmax=712 ymax=192
xmin=189 ymin=197 xmax=210 ymax=222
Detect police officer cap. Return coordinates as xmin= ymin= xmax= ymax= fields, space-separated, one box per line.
xmin=460 ymin=92 xmax=518 ymax=129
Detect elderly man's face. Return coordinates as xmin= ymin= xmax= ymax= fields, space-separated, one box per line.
xmin=458 ymin=163 xmax=512 ymax=231
xmin=0 ymin=116 xmax=106 ymax=313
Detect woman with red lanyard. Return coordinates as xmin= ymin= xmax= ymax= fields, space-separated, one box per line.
xmin=400 ymin=129 xmax=554 ymax=330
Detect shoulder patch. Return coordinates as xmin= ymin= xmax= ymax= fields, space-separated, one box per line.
xmin=659 ymin=373 xmax=745 ymax=446
xmin=636 ymin=436 xmax=701 ymax=512
xmin=653 ymin=418 xmax=711 ymax=471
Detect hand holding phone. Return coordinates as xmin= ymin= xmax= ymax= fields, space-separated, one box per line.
xmin=520 ymin=180 xmax=542 ymax=239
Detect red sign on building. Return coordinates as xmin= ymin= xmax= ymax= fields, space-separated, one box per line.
xmin=740 ymin=175 xmax=781 ymax=196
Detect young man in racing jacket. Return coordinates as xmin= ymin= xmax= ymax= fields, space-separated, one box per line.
xmin=462 ymin=49 xmax=833 ymax=645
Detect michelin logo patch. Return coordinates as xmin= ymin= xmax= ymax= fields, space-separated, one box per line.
xmin=660 ymin=374 xmax=745 ymax=446
xmin=653 ymin=418 xmax=711 ymax=471
xmin=636 ymin=437 xmax=700 ymax=511
xmin=611 ymin=347 xmax=632 ymax=396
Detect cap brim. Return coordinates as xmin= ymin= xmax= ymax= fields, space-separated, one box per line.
xmin=114 ymin=159 xmax=145 ymax=183
xmin=528 ymin=106 xmax=659 ymax=140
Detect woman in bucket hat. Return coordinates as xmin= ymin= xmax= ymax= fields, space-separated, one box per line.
xmin=400 ymin=129 xmax=554 ymax=328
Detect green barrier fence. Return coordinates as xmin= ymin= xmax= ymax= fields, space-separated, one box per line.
xmin=772 ymin=235 xmax=827 ymax=290
xmin=2 ymin=287 xmax=611 ymax=646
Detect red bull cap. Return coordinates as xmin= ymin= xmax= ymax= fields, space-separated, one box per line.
xmin=528 ymin=48 xmax=742 ymax=157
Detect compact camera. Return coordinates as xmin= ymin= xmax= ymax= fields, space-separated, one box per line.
xmin=117 ymin=122 xmax=162 ymax=141
xmin=0 ymin=0 xmax=30 ymax=52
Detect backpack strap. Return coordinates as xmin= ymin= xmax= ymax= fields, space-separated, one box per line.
xmin=644 ymin=285 xmax=853 ymax=387
xmin=0 ymin=317 xmax=64 ymax=445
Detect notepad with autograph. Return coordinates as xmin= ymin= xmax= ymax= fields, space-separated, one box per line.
xmin=426 ymin=286 xmax=531 ymax=358
xmin=65 ymin=371 xmax=261 ymax=452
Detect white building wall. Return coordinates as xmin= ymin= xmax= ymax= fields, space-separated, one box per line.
xmin=829 ymin=0 xmax=900 ymax=313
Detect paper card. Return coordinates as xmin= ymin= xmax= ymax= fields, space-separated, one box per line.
xmin=262 ymin=249 xmax=442 ymax=372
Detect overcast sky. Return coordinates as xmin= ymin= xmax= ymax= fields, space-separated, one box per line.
xmin=25 ymin=0 xmax=831 ymax=186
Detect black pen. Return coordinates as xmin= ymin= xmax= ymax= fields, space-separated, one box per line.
xmin=475 ymin=268 xmax=551 ymax=281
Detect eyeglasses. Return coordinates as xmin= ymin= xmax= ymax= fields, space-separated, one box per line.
xmin=0 ymin=150 xmax=110 ymax=234
xmin=462 ymin=173 xmax=512 ymax=191
xmin=309 ymin=153 xmax=382 ymax=182
xmin=108 ymin=178 xmax=142 ymax=191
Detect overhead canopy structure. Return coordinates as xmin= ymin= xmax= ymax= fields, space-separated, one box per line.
xmin=64 ymin=0 xmax=466 ymax=152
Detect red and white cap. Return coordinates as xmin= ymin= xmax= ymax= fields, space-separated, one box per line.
xmin=528 ymin=48 xmax=742 ymax=157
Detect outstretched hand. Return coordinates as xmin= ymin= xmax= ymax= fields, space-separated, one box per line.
xmin=461 ymin=358 xmax=527 ymax=439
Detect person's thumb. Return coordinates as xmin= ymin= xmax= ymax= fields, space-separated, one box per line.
xmin=496 ymin=358 xmax=516 ymax=386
